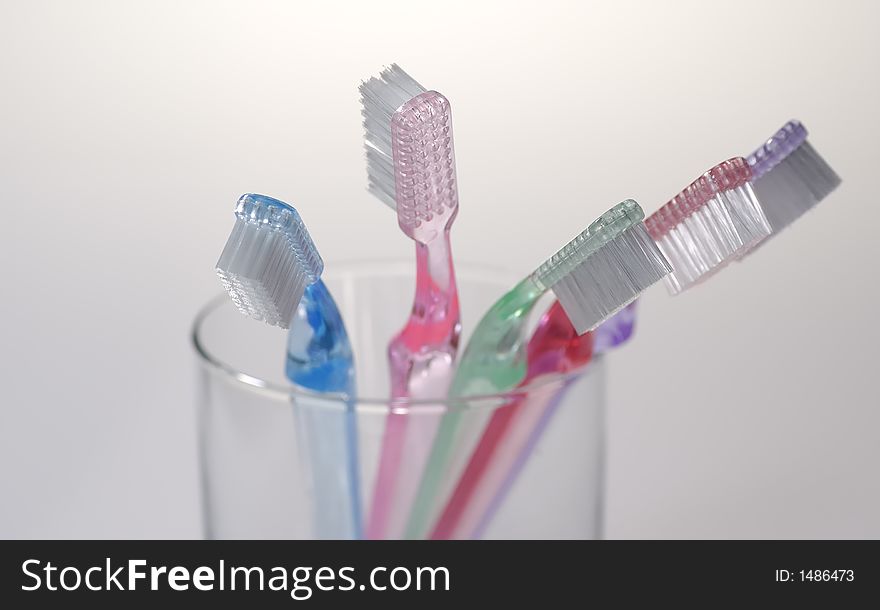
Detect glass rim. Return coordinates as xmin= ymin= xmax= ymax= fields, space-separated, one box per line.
xmin=191 ymin=259 xmax=600 ymax=412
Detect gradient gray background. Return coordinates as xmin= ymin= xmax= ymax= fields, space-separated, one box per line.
xmin=1 ymin=0 xmax=878 ymax=538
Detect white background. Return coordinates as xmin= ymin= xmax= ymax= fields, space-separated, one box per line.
xmin=1 ymin=0 xmax=878 ymax=538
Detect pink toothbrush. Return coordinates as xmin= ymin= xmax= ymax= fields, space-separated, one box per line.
xmin=360 ymin=65 xmax=461 ymax=539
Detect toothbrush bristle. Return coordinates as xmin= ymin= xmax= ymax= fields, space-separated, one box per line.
xmin=360 ymin=65 xmax=459 ymax=235
xmin=535 ymin=200 xmax=672 ymax=334
xmin=360 ymin=64 xmax=427 ymax=211
xmin=645 ymin=158 xmax=771 ymax=295
xmin=747 ymin=120 xmax=841 ymax=235
xmin=215 ymin=194 xmax=323 ymax=329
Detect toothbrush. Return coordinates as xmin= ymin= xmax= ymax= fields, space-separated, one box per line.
xmin=405 ymin=200 xmax=672 ymax=539
xmin=360 ymin=65 xmax=462 ymax=539
xmin=645 ymin=157 xmax=771 ymax=294
xmin=215 ymin=193 xmax=361 ymax=539
xmin=434 ymin=159 xmax=777 ymax=538
xmin=430 ymin=301 xmax=636 ymax=540
xmin=744 ymin=120 xmax=841 ymax=245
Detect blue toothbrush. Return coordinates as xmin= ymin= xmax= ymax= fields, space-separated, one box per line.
xmin=216 ymin=193 xmax=361 ymax=539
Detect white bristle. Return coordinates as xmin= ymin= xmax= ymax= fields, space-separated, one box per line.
xmin=215 ymin=195 xmax=323 ymax=329
xmin=359 ymin=64 xmax=427 ymax=209
xmin=655 ymin=184 xmax=771 ymax=294
xmin=549 ymin=223 xmax=671 ymax=334
xmin=752 ymin=141 xmax=841 ymax=234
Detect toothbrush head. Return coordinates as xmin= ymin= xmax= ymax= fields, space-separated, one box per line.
xmin=532 ymin=200 xmax=671 ymax=335
xmin=360 ymin=64 xmax=459 ymax=242
xmin=215 ymin=194 xmax=323 ymax=329
xmin=645 ymin=158 xmax=771 ymax=295
xmin=748 ymin=120 xmax=809 ymax=180
xmin=746 ymin=120 xmax=841 ymax=236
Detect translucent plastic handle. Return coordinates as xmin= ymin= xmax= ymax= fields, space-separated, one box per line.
xmin=430 ymin=301 xmax=592 ymax=539
xmin=367 ymin=233 xmax=461 ymax=540
xmin=404 ymin=278 xmax=544 ymax=539
xmin=287 ymin=280 xmax=361 ymax=539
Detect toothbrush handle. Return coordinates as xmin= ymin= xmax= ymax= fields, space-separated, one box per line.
xmin=404 ymin=278 xmax=543 ymax=539
xmin=433 ymin=301 xmax=636 ymax=539
xmin=469 ymin=377 xmax=578 ymax=539
xmin=293 ymin=392 xmax=361 ymax=538
xmin=366 ymin=234 xmax=460 ymax=540
xmin=592 ymin=300 xmax=637 ymax=352
xmin=429 ymin=301 xmax=589 ymax=538
xmin=470 ymin=301 xmax=636 ymax=538
xmin=287 ymin=280 xmax=361 ymax=539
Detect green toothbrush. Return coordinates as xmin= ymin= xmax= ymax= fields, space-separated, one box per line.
xmin=405 ymin=200 xmax=671 ymax=538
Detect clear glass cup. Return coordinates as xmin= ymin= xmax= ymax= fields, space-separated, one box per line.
xmin=192 ymin=260 xmax=606 ymax=539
